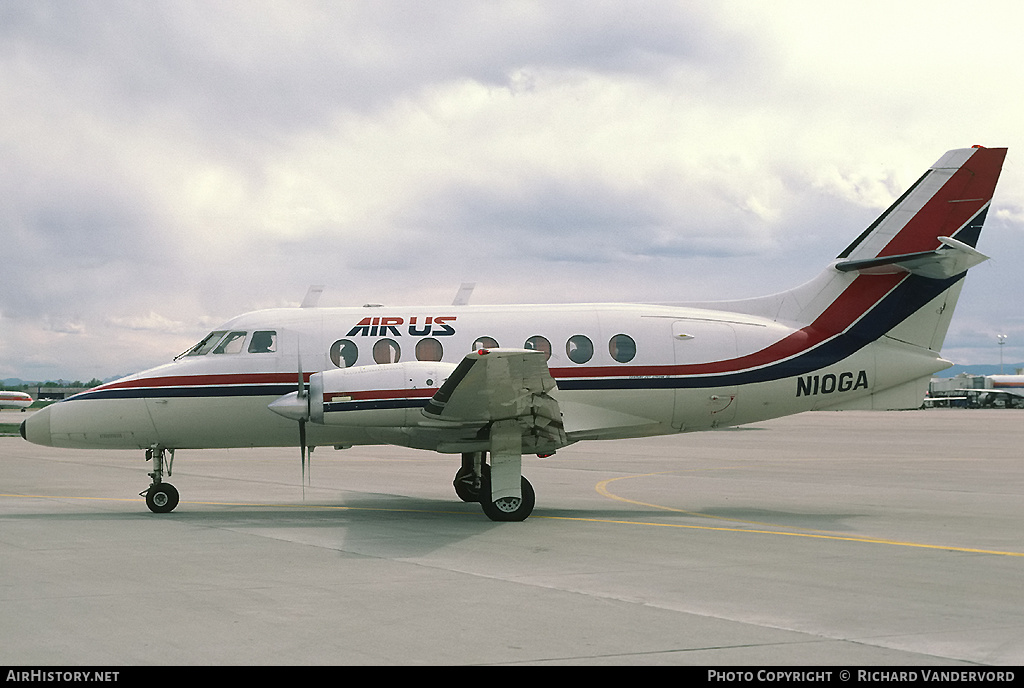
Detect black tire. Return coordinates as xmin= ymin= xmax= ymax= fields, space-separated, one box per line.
xmin=145 ymin=483 xmax=179 ymax=513
xmin=453 ymin=464 xmax=489 ymax=502
xmin=480 ymin=475 xmax=535 ymax=522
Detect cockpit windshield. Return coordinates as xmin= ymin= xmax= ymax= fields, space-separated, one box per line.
xmin=177 ymin=330 xmax=278 ymax=360
xmin=212 ymin=331 xmax=247 ymax=354
xmin=181 ymin=331 xmax=228 ymax=358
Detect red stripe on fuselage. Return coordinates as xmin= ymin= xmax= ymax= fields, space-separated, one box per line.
xmin=90 ymin=372 xmax=310 ymax=392
xmin=90 ymin=266 xmax=909 ymax=393
xmin=90 ymin=273 xmax=903 ymax=393
xmin=325 ymin=389 xmax=436 ymax=402
xmin=553 ymin=272 xmax=905 ymax=379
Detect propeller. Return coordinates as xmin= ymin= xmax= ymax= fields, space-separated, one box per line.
xmin=296 ymin=350 xmax=307 ymax=495
xmin=266 ymin=342 xmax=313 ymax=497
xmin=297 ymin=348 xmax=313 ymax=495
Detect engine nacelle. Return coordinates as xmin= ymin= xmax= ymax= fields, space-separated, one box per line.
xmin=308 ymin=361 xmax=457 ymax=426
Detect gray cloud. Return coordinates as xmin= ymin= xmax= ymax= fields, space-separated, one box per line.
xmin=2 ymin=1 xmax=1023 ymax=380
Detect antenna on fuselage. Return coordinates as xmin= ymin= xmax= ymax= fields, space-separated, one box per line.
xmin=300 ymin=285 xmax=325 ymax=308
xmin=452 ymin=282 xmax=475 ymax=306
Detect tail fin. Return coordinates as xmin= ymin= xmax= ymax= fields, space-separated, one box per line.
xmin=836 ymin=146 xmax=1005 ymax=261
xmin=717 ymin=146 xmax=1007 ymax=353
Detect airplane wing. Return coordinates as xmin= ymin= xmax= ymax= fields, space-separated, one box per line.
xmin=422 ymin=349 xmax=564 ymax=440
xmin=949 ymin=387 xmax=1024 ymax=398
xmin=422 ymin=348 xmax=567 ymax=500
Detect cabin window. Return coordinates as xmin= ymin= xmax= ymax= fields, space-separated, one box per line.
xmin=566 ymin=335 xmax=594 ymax=364
xmin=472 ymin=336 xmax=498 ymax=350
xmin=330 ymin=339 xmax=359 ymax=368
xmin=248 ymin=330 xmax=277 ymax=354
xmin=185 ymin=331 xmax=227 ymax=356
xmin=373 ymin=338 xmax=401 ymax=364
xmin=213 ymin=331 xmax=247 ymax=355
xmin=524 ymin=335 xmax=551 ymax=360
xmin=416 ymin=338 xmax=443 ymax=362
xmin=608 ymin=334 xmax=636 ymax=363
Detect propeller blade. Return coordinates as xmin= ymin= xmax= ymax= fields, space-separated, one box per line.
xmin=299 ymin=418 xmax=307 ymax=498
xmin=296 ymin=338 xmax=308 ymax=498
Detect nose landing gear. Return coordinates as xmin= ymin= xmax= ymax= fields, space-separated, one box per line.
xmin=142 ymin=446 xmax=179 ymax=513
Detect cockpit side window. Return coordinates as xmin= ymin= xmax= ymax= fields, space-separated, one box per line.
xmin=184 ymin=331 xmax=228 ymax=357
xmin=248 ymin=330 xmax=277 ymax=354
xmin=213 ymin=331 xmax=247 ymax=354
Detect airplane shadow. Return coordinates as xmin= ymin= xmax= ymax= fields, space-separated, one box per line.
xmin=1 ymin=493 xmax=866 ymax=561
xmin=1 ymin=493 xmax=864 ymax=529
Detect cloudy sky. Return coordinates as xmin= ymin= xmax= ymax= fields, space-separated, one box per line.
xmin=3 ymin=0 xmax=1024 ymax=382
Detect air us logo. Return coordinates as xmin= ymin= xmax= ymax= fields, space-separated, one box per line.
xmin=796 ymin=370 xmax=868 ymax=397
xmin=346 ymin=316 xmax=457 ymax=337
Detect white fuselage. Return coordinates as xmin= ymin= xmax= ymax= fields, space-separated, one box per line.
xmin=24 ymin=299 xmax=947 ymax=452
xmin=0 ymin=391 xmax=33 ymax=411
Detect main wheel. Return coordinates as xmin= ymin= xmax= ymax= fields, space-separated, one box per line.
xmin=480 ymin=475 xmax=535 ymax=522
xmin=145 ymin=483 xmax=179 ymax=513
xmin=453 ymin=464 xmax=489 ymax=502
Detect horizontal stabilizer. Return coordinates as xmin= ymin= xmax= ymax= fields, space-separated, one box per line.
xmin=834 ymin=236 xmax=989 ymax=279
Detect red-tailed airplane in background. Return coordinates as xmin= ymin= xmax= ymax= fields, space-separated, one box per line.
xmin=21 ymin=146 xmax=1007 ymax=521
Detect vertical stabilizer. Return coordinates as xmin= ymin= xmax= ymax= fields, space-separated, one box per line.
xmin=700 ymin=147 xmax=1006 ymax=353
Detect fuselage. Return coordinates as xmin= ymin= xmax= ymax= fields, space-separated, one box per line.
xmin=988 ymin=375 xmax=1024 ymax=390
xmin=0 ymin=391 xmax=33 ymax=411
xmin=21 ymin=298 xmax=947 ymax=452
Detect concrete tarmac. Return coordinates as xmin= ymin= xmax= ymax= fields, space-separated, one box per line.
xmin=1 ymin=408 xmax=1022 ymax=666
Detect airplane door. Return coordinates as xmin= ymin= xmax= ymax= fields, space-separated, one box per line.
xmin=671 ymin=320 xmax=738 ymax=430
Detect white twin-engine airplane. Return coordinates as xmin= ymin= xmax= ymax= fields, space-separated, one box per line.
xmin=21 ymin=146 xmax=1007 ymax=521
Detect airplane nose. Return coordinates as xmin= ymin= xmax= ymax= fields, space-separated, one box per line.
xmin=21 ymin=405 xmax=53 ymax=446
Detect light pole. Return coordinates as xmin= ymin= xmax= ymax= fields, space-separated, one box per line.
xmin=998 ymin=334 xmax=1007 ymax=374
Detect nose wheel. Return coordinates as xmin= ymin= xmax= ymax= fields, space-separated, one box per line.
xmin=145 ymin=483 xmax=179 ymax=513
xmin=142 ymin=446 xmax=179 ymax=513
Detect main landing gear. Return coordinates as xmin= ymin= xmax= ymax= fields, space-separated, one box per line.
xmin=142 ymin=446 xmax=179 ymax=513
xmin=454 ymin=451 xmax=535 ymax=522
